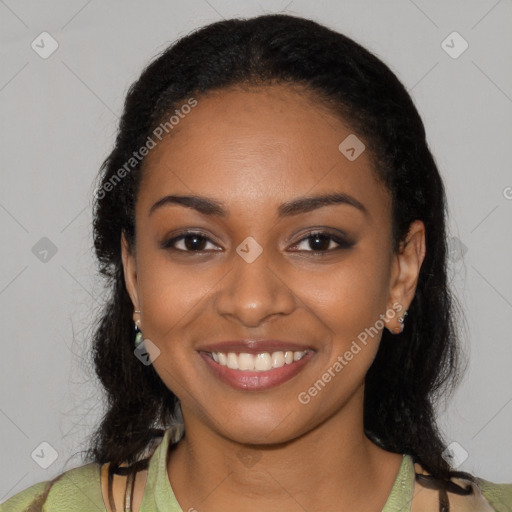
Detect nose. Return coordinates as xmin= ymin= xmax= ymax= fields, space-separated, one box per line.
xmin=214 ymin=244 xmax=297 ymax=328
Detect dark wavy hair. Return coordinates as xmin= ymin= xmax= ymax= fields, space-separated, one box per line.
xmin=29 ymin=13 xmax=477 ymax=512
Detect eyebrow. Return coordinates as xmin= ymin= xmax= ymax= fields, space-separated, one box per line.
xmin=149 ymin=192 xmax=368 ymax=218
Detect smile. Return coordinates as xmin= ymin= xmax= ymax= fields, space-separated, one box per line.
xmin=200 ymin=349 xmax=315 ymax=390
xmin=208 ymin=350 xmax=309 ymax=371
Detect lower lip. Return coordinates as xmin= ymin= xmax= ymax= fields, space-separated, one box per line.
xmin=200 ymin=351 xmax=315 ymax=391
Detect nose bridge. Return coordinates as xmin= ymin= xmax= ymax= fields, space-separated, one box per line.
xmin=214 ymin=236 xmax=296 ymax=326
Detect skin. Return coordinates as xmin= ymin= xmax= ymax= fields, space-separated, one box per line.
xmin=121 ymin=84 xmax=426 ymax=511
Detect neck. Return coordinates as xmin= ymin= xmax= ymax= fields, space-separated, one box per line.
xmin=167 ymin=387 xmax=403 ymax=511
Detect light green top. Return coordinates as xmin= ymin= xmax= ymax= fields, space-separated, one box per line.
xmin=1 ymin=427 xmax=511 ymax=511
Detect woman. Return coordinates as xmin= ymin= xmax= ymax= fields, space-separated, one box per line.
xmin=2 ymin=13 xmax=511 ymax=512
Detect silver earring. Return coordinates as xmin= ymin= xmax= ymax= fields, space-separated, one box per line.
xmin=397 ymin=310 xmax=408 ymax=332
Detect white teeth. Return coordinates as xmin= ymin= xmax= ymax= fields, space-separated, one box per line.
xmin=238 ymin=353 xmax=255 ymax=370
xmin=209 ymin=350 xmax=308 ymax=371
xmin=271 ymin=351 xmax=285 ymax=368
xmin=227 ymin=353 xmax=239 ymax=369
xmin=255 ymin=353 xmax=272 ymax=371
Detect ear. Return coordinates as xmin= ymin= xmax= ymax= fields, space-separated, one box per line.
xmin=384 ymin=220 xmax=426 ymax=334
xmin=121 ymin=231 xmax=140 ymax=322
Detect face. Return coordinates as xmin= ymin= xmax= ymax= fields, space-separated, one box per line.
xmin=121 ymin=84 xmax=425 ymax=445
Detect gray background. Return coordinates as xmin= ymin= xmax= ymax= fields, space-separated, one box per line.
xmin=1 ymin=0 xmax=511 ymax=502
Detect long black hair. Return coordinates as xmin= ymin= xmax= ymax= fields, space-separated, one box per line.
xmin=29 ymin=13 xmax=476 ymax=511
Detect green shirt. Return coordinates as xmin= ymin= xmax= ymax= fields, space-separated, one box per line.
xmin=2 ymin=427 xmax=511 ymax=511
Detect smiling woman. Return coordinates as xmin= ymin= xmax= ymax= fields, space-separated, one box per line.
xmin=2 ymin=12 xmax=511 ymax=512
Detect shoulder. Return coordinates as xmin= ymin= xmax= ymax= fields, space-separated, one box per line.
xmin=0 ymin=481 xmax=47 ymax=511
xmin=476 ymin=477 xmax=512 ymax=511
xmin=443 ymin=475 xmax=512 ymax=512
xmin=412 ymin=461 xmax=512 ymax=511
xmin=0 ymin=462 xmax=105 ymax=512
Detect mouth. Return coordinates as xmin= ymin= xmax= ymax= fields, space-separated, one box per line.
xmin=199 ymin=349 xmax=315 ymax=391
xmin=208 ymin=350 xmax=309 ymax=370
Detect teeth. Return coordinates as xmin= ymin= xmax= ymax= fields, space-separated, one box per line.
xmin=227 ymin=353 xmax=239 ymax=369
xmin=271 ymin=351 xmax=284 ymax=368
xmin=209 ymin=350 xmax=308 ymax=371
xmin=255 ymin=353 xmax=272 ymax=371
xmin=238 ymin=353 xmax=254 ymax=370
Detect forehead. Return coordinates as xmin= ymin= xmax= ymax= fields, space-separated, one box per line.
xmin=137 ymin=84 xmax=390 ymax=221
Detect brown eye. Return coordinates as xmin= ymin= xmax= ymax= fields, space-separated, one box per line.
xmin=162 ymin=232 xmax=219 ymax=252
xmin=289 ymin=231 xmax=354 ymax=253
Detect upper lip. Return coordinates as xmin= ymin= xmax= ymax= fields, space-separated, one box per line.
xmin=198 ymin=340 xmax=314 ymax=354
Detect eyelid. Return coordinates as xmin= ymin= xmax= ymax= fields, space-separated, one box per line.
xmin=289 ymin=227 xmax=352 ymax=244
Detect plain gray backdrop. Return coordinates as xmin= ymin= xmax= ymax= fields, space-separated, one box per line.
xmin=1 ymin=0 xmax=511 ymax=502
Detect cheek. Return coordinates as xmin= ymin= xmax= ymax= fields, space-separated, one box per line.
xmin=291 ymin=247 xmax=391 ymax=364
xmin=134 ymin=249 xmax=212 ymax=396
xmin=134 ymin=238 xmax=202 ymax=336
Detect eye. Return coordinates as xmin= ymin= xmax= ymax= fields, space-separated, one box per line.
xmin=162 ymin=229 xmax=354 ymax=254
xmin=289 ymin=231 xmax=354 ymax=253
xmin=161 ymin=231 xmax=220 ymax=252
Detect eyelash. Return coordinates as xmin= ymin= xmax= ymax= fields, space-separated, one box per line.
xmin=161 ymin=230 xmax=354 ymax=255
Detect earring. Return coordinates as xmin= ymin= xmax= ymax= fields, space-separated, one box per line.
xmin=397 ymin=310 xmax=408 ymax=333
xmin=134 ymin=320 xmax=143 ymax=347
